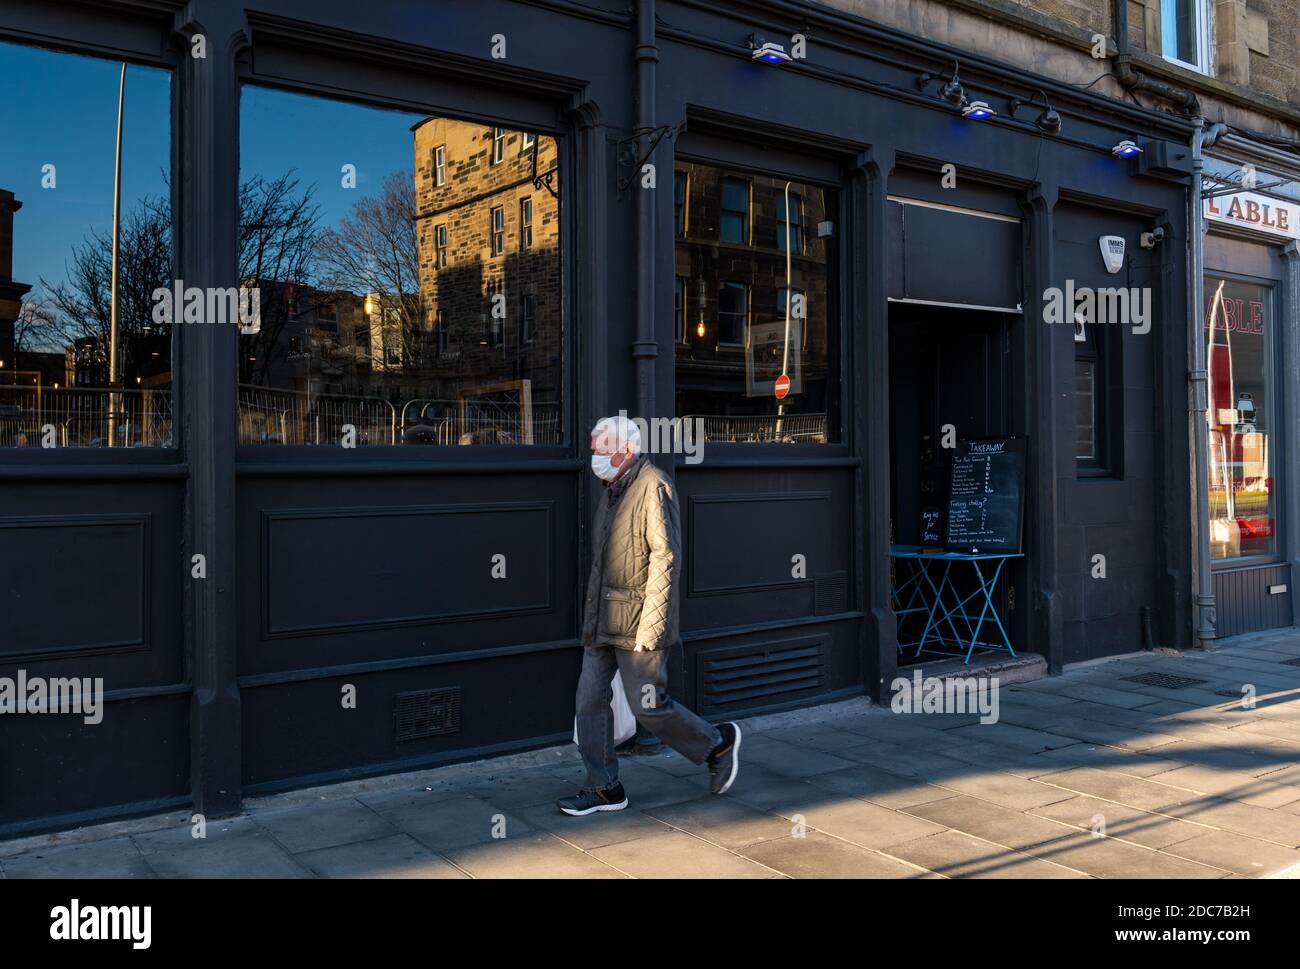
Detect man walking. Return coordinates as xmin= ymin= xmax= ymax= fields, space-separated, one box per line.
xmin=558 ymin=415 xmax=740 ymax=816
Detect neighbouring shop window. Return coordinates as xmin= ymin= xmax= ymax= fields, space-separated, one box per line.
xmin=491 ymin=205 xmax=505 ymax=256
xmin=519 ymin=197 xmax=533 ymax=250
xmin=674 ymin=159 xmax=839 ymax=443
xmin=777 ymin=192 xmax=803 ymax=253
xmin=1161 ymin=0 xmax=1211 ymax=74
xmin=1074 ymin=318 xmax=1106 ymax=469
xmin=0 ymin=42 xmax=173 ymax=449
xmin=720 ymin=178 xmax=749 ymax=243
xmin=1075 ymin=359 xmax=1096 ymax=460
xmin=434 ymin=145 xmax=446 ymax=186
xmin=674 ymin=275 xmax=686 ymax=343
xmin=718 ymin=283 xmax=747 ymax=346
xmin=239 ymin=86 xmax=563 ymax=445
xmin=520 ymin=293 xmax=536 ymax=344
xmin=435 ymin=223 xmax=449 ymax=268
xmin=1205 ymin=276 xmax=1276 ymax=560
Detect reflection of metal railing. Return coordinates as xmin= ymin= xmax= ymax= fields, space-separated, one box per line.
xmin=686 ymin=413 xmax=827 ymax=444
xmin=0 ymin=386 xmax=173 ymax=448
xmin=238 ymin=385 xmax=396 ymax=445
xmin=400 ymin=398 xmax=562 ymax=445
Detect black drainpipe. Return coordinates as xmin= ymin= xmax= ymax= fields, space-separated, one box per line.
xmin=633 ymin=0 xmax=658 ymax=425
xmin=1113 ymin=0 xmax=1200 ymax=113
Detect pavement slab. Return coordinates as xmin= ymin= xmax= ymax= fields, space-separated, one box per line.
xmin=5 ymin=637 xmax=1300 ymax=878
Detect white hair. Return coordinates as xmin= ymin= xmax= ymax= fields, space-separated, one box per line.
xmin=591 ymin=414 xmax=642 ymax=453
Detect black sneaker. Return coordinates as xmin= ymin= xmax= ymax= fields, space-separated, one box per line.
xmin=707 ymin=722 xmax=742 ymax=794
xmin=614 ymin=736 xmax=637 ymax=755
xmin=557 ymin=783 xmax=629 ymax=816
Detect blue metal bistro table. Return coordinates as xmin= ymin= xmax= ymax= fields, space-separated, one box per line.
xmin=890 ymin=544 xmax=1022 ymax=664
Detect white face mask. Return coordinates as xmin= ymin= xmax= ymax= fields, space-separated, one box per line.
xmin=591 ymin=453 xmax=619 ymax=481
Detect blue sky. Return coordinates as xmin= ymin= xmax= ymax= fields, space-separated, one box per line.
xmin=0 ymin=40 xmax=422 ymax=297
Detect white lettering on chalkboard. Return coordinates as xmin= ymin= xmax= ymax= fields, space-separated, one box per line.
xmin=945 ymin=438 xmax=1027 ymax=553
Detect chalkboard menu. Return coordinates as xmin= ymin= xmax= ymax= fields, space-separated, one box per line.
xmin=945 ymin=437 xmax=1027 ymax=554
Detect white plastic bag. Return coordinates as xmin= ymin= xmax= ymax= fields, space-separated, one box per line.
xmin=573 ymin=669 xmax=638 ymax=746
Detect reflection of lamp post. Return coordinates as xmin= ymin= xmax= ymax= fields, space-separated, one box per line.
xmin=775 ymin=180 xmax=792 ymax=439
xmin=107 ymin=62 xmax=127 ymax=447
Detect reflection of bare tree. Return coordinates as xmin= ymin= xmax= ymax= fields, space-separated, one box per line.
xmin=12 ymin=296 xmax=62 ymax=356
xmin=316 ymin=171 xmax=422 ymax=368
xmin=41 ymin=194 xmax=172 ymax=355
xmin=239 ymin=172 xmax=321 ymax=384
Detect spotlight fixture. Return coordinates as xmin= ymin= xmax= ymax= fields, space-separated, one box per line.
xmin=919 ymin=61 xmax=966 ymax=106
xmin=1009 ymin=90 xmax=1062 ymax=134
xmin=1112 ymin=139 xmax=1143 ymax=158
xmin=749 ymin=35 xmax=791 ymax=64
xmin=961 ymin=100 xmax=996 ymax=120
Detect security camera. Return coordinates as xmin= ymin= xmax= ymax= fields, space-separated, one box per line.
xmin=1140 ymin=227 xmax=1165 ymax=249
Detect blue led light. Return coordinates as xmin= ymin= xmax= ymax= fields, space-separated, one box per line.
xmin=751 ymin=42 xmax=792 ymax=65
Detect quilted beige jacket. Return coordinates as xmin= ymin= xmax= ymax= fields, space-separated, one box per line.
xmin=580 ymin=456 xmax=681 ymax=651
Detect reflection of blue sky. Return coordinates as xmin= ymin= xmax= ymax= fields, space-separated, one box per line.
xmin=239 ymin=84 xmax=422 ymax=233
xmin=0 ymin=40 xmax=422 ymax=295
xmin=0 ymin=42 xmax=170 ymax=298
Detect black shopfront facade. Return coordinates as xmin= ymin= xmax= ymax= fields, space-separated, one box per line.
xmin=0 ymin=0 xmax=1198 ymax=836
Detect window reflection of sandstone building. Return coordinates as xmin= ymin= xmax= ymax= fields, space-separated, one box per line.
xmin=673 ymin=164 xmax=832 ymax=441
xmin=412 ymin=120 xmax=561 ymax=438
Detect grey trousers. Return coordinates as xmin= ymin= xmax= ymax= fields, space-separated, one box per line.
xmin=574 ymin=641 xmax=722 ymax=792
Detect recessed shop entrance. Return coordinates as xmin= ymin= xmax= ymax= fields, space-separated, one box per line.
xmin=882 ymin=187 xmax=1030 ymax=669
xmin=888 ymin=301 xmax=1025 ymax=666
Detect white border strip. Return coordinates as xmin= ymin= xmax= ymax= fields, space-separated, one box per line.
xmin=888 ymin=296 xmax=1023 ymax=314
xmin=888 ymin=195 xmax=1022 ymax=224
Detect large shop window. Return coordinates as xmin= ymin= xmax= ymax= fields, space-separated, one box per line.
xmin=1205 ymin=276 xmax=1276 ymax=560
xmin=673 ymin=161 xmax=839 ymax=444
xmin=1074 ymin=317 xmax=1116 ymax=474
xmin=238 ymin=86 xmax=563 ymax=446
xmin=0 ymin=42 xmax=172 ymax=449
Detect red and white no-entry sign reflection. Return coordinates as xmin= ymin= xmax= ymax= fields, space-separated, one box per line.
xmin=774 ymin=374 xmax=791 ymax=399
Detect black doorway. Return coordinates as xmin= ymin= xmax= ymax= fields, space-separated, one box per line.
xmin=888 ymin=301 xmax=1020 ymax=666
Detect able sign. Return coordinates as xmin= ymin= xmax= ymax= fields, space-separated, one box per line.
xmin=1204 ymin=190 xmax=1300 ymax=240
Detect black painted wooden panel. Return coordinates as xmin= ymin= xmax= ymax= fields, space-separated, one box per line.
xmin=0 ymin=693 xmax=189 ymax=836
xmin=262 ymin=501 xmax=552 ymax=637
xmin=0 ymin=514 xmax=148 ymax=661
xmin=1213 ymin=563 xmax=1293 ymax=638
xmin=237 ymin=471 xmax=578 ymax=677
xmin=897 ymin=203 xmax=1022 ymax=309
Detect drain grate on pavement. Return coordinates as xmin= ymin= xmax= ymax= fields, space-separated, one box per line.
xmin=1121 ymin=672 xmax=1209 ymax=690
